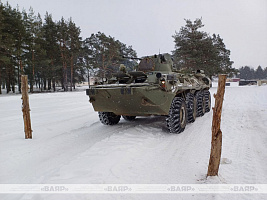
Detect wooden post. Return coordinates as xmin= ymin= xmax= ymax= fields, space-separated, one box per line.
xmin=21 ymin=75 xmax=32 ymax=139
xmin=207 ymin=74 xmax=227 ymax=176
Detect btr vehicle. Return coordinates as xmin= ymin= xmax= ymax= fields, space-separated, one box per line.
xmin=86 ymin=53 xmax=211 ymax=133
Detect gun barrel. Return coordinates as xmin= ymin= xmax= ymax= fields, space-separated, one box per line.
xmin=122 ymin=55 xmax=142 ymax=60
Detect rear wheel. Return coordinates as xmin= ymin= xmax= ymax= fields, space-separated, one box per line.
xmin=166 ymin=97 xmax=187 ymax=134
xmin=186 ymin=93 xmax=197 ymax=123
xmin=98 ymin=112 xmax=121 ymax=125
xmin=196 ymin=91 xmax=205 ymax=117
xmin=204 ymin=90 xmax=211 ymax=113
xmin=122 ymin=116 xmax=136 ymax=121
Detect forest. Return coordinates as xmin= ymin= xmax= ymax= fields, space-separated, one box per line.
xmin=0 ymin=2 xmax=137 ymax=94
xmin=237 ymin=66 xmax=267 ymax=80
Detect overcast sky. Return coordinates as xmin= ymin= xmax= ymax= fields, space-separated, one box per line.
xmin=3 ymin=0 xmax=267 ymax=69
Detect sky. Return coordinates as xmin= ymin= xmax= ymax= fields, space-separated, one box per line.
xmin=3 ymin=0 xmax=267 ymax=69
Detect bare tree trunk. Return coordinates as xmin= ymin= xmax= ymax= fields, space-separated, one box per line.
xmin=52 ymin=78 xmax=56 ymax=92
xmin=43 ymin=79 xmax=46 ymax=90
xmin=60 ymin=41 xmax=65 ymax=91
xmin=61 ymin=77 xmax=64 ymax=89
xmin=70 ymin=54 xmax=73 ymax=91
xmin=21 ymin=75 xmax=32 ymax=139
xmin=48 ymin=79 xmax=51 ymax=90
xmin=60 ymin=40 xmax=68 ymax=91
xmin=18 ymin=60 xmax=23 ymax=93
xmin=12 ymin=66 xmax=15 ymax=93
xmin=6 ymin=71 xmax=10 ymax=94
xmin=30 ymin=49 xmax=35 ymax=93
xmin=29 ymin=79 xmax=33 ymax=93
xmin=207 ymin=74 xmax=227 ymax=176
xmin=64 ymin=61 xmax=68 ymax=91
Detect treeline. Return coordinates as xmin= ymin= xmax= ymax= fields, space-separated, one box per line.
xmin=2 ymin=2 xmax=265 ymax=95
xmin=0 ymin=3 xmax=136 ymax=94
xmin=237 ymin=66 xmax=267 ymax=80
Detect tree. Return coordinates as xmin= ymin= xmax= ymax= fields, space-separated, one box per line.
xmin=57 ymin=17 xmax=69 ymax=91
xmin=255 ymin=65 xmax=264 ymax=80
xmin=67 ymin=18 xmax=82 ymax=91
xmin=22 ymin=7 xmax=36 ymax=92
xmin=13 ymin=6 xmax=26 ymax=93
xmin=32 ymin=13 xmax=49 ymax=91
xmin=212 ymin=34 xmax=236 ymax=77
xmin=43 ymin=12 xmax=59 ymax=91
xmin=83 ymin=32 xmax=137 ymax=79
xmin=173 ymin=18 xmax=235 ymax=78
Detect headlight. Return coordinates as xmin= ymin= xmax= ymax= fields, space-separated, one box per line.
xmin=160 ymin=79 xmax=166 ymax=88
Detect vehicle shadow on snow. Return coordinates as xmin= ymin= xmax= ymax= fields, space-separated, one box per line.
xmin=119 ymin=116 xmax=170 ymax=134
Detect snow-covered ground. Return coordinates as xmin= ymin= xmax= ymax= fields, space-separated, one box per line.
xmin=0 ymin=84 xmax=266 ymax=200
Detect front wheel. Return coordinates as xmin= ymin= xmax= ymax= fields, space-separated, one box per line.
xmin=166 ymin=97 xmax=187 ymax=134
xmin=186 ymin=93 xmax=197 ymax=123
xmin=196 ymin=91 xmax=205 ymax=117
xmin=98 ymin=112 xmax=121 ymax=125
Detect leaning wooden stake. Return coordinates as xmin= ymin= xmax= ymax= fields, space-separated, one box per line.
xmin=207 ymin=74 xmax=227 ymax=176
xmin=21 ymin=75 xmax=32 ymax=139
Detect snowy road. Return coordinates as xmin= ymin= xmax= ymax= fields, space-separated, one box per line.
xmin=0 ymin=84 xmax=267 ymax=200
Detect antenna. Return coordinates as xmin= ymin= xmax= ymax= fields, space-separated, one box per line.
xmin=159 ymin=49 xmax=160 ymax=54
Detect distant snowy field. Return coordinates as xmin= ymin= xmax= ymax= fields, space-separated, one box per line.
xmin=0 ymin=84 xmax=266 ymax=200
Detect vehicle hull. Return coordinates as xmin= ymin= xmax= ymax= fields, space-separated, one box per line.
xmin=87 ymin=84 xmax=175 ymax=116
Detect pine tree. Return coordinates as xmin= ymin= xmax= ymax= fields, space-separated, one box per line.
xmin=22 ymin=7 xmax=46 ymax=92
xmin=173 ymin=18 xmax=235 ymax=78
xmin=68 ymin=18 xmax=82 ymax=91
xmin=57 ymin=17 xmax=69 ymax=91
xmin=43 ymin=12 xmax=59 ymax=91
xmin=255 ymin=65 xmax=264 ymax=79
xmin=33 ymin=13 xmax=49 ymax=91
xmin=13 ymin=6 xmax=27 ymax=93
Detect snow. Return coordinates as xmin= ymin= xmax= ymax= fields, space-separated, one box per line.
xmin=0 ymin=84 xmax=267 ymax=200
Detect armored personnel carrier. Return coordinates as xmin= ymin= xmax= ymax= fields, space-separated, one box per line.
xmin=86 ymin=53 xmax=211 ymax=133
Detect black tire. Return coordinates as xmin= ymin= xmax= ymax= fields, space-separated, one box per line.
xmin=204 ymin=90 xmax=211 ymax=113
xmin=186 ymin=93 xmax=197 ymax=123
xmin=98 ymin=112 xmax=121 ymax=125
xmin=166 ymin=97 xmax=187 ymax=134
xmin=196 ymin=91 xmax=205 ymax=117
xmin=122 ymin=116 xmax=136 ymax=121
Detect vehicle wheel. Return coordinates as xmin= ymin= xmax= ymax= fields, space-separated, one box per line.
xmin=204 ymin=90 xmax=211 ymax=113
xmin=122 ymin=116 xmax=136 ymax=121
xmin=196 ymin=91 xmax=205 ymax=117
xmin=166 ymin=97 xmax=187 ymax=134
xmin=98 ymin=112 xmax=121 ymax=125
xmin=186 ymin=93 xmax=197 ymax=123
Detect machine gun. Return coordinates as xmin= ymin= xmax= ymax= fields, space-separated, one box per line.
xmin=122 ymin=55 xmax=142 ymax=60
